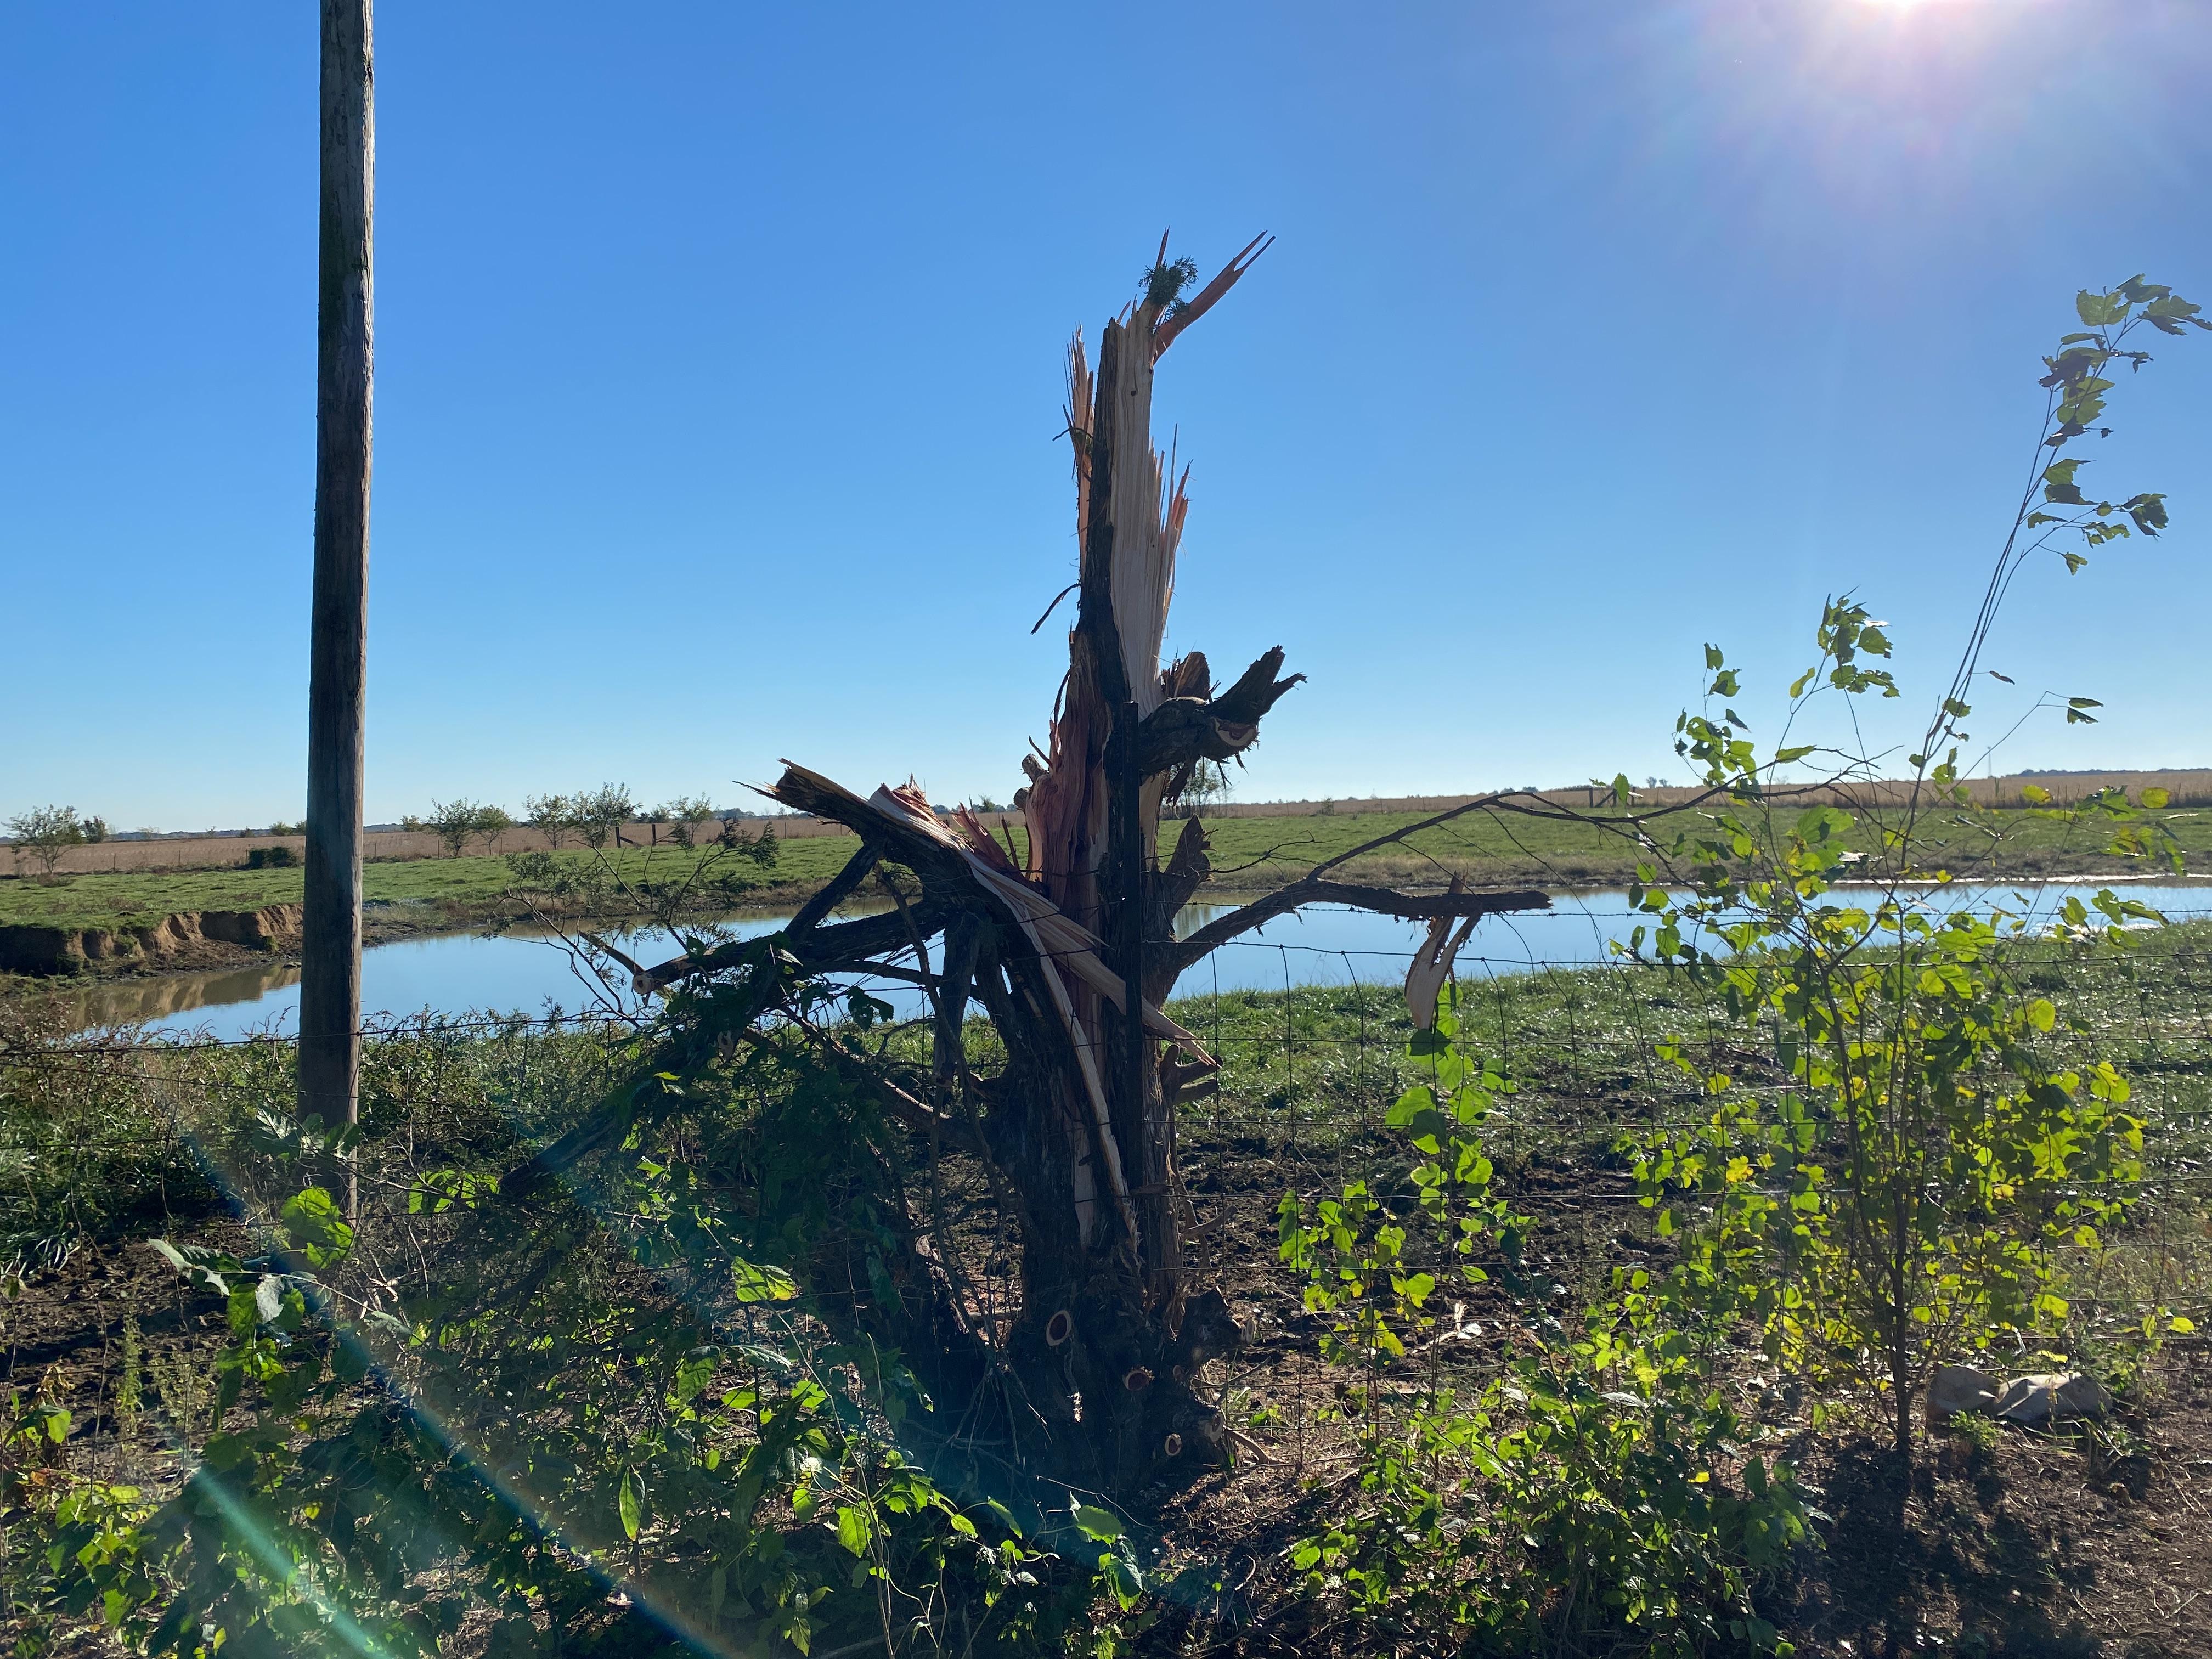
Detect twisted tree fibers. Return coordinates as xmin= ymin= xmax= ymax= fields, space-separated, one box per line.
xmin=641 ymin=241 xmax=1548 ymax=1502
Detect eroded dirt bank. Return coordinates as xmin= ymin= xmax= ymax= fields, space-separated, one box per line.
xmin=0 ymin=905 xmax=304 ymax=977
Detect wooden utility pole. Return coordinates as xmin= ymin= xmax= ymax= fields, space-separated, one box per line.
xmin=299 ymin=0 xmax=373 ymax=1129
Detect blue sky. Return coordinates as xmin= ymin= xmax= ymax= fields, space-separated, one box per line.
xmin=3 ymin=0 xmax=2208 ymax=831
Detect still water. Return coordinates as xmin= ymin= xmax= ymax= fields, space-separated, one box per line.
xmin=66 ymin=882 xmax=2212 ymax=1042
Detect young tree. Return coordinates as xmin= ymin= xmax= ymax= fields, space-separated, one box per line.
xmin=471 ymin=803 xmax=514 ymax=855
xmin=1623 ymin=276 xmax=2208 ymax=1465
xmin=524 ymin=793 xmax=572 ymax=849
xmin=573 ymin=784 xmax=636 ymax=853
xmin=6 ymin=805 xmax=86 ymax=881
xmin=426 ymin=798 xmax=482 ymax=859
xmin=1166 ymin=757 xmax=1230 ymax=819
xmin=658 ymin=794 xmax=717 ymax=849
xmin=625 ymin=240 xmax=1549 ymax=1499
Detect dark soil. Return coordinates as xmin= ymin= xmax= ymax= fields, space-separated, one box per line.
xmin=8 ymin=1141 xmax=2209 ymax=1657
xmin=1137 ymin=1136 xmax=2212 ymax=1658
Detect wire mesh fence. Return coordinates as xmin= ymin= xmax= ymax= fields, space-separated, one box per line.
xmin=10 ymin=901 xmax=2210 ymax=1348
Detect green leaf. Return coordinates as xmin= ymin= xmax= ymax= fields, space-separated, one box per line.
xmin=2075 ymin=288 xmax=2126 ymax=327
xmin=834 ymin=1505 xmax=872 ymax=1556
xmin=1387 ymin=1085 xmax=1436 ymax=1128
xmin=2123 ymin=493 xmax=2168 ymax=535
xmin=619 ymin=1469 xmax=643 ymax=1541
xmin=2142 ymin=787 xmax=2170 ymax=808
xmin=1612 ymin=772 xmax=1632 ymax=806
xmin=1071 ymin=1504 xmax=1124 ymax=1543
xmin=1103 ymin=1552 xmax=1143 ymax=1610
xmin=672 ymin=1348 xmax=718 ymax=1405
xmin=731 ymin=1259 xmax=798 ymax=1304
xmin=146 ymin=1237 xmax=231 ymax=1296
xmin=280 ymin=1187 xmax=354 ymax=1268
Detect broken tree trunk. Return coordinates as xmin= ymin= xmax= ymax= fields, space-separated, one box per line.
xmin=641 ymin=238 xmax=1548 ymax=1503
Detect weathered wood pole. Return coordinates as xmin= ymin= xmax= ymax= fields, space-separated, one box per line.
xmin=299 ymin=0 xmax=374 ymax=1128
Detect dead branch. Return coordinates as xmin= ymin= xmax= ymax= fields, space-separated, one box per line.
xmin=1149 ymin=232 xmax=1273 ymax=362
xmin=1161 ymin=879 xmax=1549 ymax=979
xmin=634 ymin=902 xmax=951 ymax=995
xmin=1135 ymin=646 xmax=1306 ymax=777
xmin=789 ymin=836 xmax=886 ymax=936
xmin=1144 ymin=816 xmax=1213 ymax=943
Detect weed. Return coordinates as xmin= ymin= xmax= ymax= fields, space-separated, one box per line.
xmin=114 ymin=1318 xmax=142 ymax=1441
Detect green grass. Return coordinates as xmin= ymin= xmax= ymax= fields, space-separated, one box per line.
xmin=7 ymin=799 xmax=2206 ymax=938
xmin=1177 ymin=914 xmax=2212 ymax=1158
xmin=1159 ymin=915 xmax=2212 ymax=1353
xmin=0 ymin=838 xmax=862 ymax=933
xmin=1187 ymin=800 xmax=2212 ymax=891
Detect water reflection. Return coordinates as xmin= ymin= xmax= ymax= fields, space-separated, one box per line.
xmin=67 ymin=960 xmax=303 ymax=1028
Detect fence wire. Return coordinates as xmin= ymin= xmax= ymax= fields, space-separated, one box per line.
xmin=7 ymin=904 xmax=2210 ymax=1347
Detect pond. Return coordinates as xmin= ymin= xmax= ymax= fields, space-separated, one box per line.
xmin=63 ymin=881 xmax=2212 ymax=1042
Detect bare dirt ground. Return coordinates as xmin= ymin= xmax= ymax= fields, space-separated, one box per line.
xmin=8 ymin=1144 xmax=2208 ymax=1658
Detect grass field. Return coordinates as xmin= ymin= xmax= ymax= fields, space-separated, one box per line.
xmin=5 ymin=798 xmax=2207 ymax=939
xmin=0 ymin=838 xmax=861 ymax=933
xmin=1193 ymin=797 xmax=2212 ymax=889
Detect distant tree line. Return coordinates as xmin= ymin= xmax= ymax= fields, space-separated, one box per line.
xmin=394 ymin=786 xmax=750 ymax=859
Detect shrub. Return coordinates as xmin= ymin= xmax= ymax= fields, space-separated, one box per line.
xmin=10 ymin=1015 xmax=1111 ymax=1658
xmin=572 ymin=784 xmax=636 ymax=852
xmin=523 ymin=793 xmax=571 ymax=849
xmin=1279 ymin=987 xmax=1809 ymax=1654
xmin=5 ymin=806 xmax=86 ymax=881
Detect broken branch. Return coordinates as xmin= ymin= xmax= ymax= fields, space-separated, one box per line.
xmin=1163 ymin=880 xmax=1549 ymax=978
